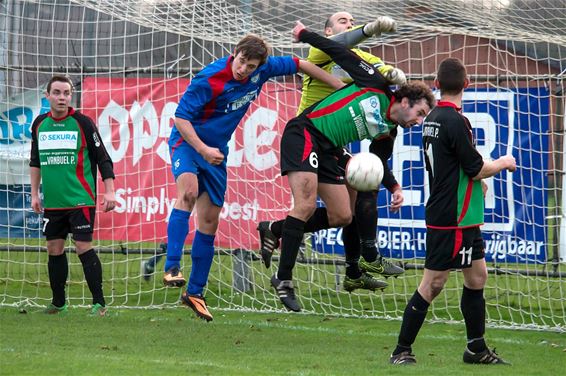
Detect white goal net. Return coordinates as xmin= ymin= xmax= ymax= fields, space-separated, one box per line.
xmin=1 ymin=0 xmax=565 ymax=331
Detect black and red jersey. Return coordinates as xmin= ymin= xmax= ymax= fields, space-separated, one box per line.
xmin=29 ymin=107 xmax=114 ymax=209
xmin=422 ymin=101 xmax=484 ymax=228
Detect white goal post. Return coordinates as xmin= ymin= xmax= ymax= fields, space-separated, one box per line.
xmin=0 ymin=0 xmax=565 ymax=332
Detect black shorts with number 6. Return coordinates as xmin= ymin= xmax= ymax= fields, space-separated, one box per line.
xmin=425 ymin=226 xmax=485 ymax=271
xmin=43 ymin=207 xmax=96 ymax=242
xmin=280 ymin=117 xmax=345 ymax=184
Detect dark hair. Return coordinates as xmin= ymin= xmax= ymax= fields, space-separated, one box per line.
xmin=324 ymin=16 xmax=333 ymax=29
xmin=47 ymin=75 xmax=74 ymax=93
xmin=234 ymin=34 xmax=271 ymax=65
xmin=393 ymin=81 xmax=436 ymax=110
xmin=436 ymin=58 xmax=467 ymax=95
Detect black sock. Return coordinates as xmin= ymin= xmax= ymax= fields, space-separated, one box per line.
xmin=467 ymin=338 xmax=487 ymax=353
xmin=270 ymin=220 xmax=284 ymax=239
xmin=461 ymin=285 xmax=487 ymax=353
xmin=360 ymin=239 xmax=379 ymax=262
xmin=79 ymin=249 xmax=105 ymax=306
xmin=48 ymin=253 xmax=68 ymax=307
xmin=304 ymin=207 xmax=330 ymax=233
xmin=342 ymin=216 xmax=362 ymax=279
xmin=271 ymin=208 xmax=330 ymax=240
xmin=355 ymin=191 xmax=379 ymax=262
xmin=277 ymin=216 xmax=305 ymax=281
xmin=394 ymin=290 xmax=430 ymax=355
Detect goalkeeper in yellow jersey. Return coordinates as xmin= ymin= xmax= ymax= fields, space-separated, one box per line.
xmin=258 ymin=12 xmax=405 ymax=292
xmin=297 ymin=11 xmax=406 ymax=114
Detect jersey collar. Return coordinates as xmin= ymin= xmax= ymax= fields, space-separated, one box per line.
xmin=436 ymin=101 xmax=461 ymax=111
xmin=48 ymin=107 xmax=75 ymax=121
xmin=386 ymin=96 xmax=396 ymax=122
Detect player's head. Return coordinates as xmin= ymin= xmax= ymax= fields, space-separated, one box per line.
xmin=435 ymin=58 xmax=469 ymax=95
xmin=232 ymin=34 xmax=271 ymax=81
xmin=391 ymin=81 xmax=436 ymax=128
xmin=45 ymin=75 xmax=73 ymax=114
xmin=324 ymin=12 xmax=355 ymax=36
xmin=46 ymin=75 xmax=73 ymax=94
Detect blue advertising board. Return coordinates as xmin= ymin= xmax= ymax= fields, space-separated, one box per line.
xmin=0 ymin=185 xmax=43 ymax=238
xmin=312 ymin=88 xmax=549 ymax=264
xmin=1 ymin=96 xmax=49 ymax=145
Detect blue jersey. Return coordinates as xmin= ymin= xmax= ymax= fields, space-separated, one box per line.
xmin=170 ymin=55 xmax=300 ymax=153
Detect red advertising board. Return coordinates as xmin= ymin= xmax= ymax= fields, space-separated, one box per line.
xmin=82 ymin=77 xmax=300 ymax=249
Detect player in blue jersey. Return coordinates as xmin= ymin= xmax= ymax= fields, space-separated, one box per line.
xmin=163 ymin=34 xmax=344 ymax=321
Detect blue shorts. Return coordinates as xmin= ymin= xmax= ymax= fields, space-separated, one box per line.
xmin=169 ymin=141 xmax=227 ymax=207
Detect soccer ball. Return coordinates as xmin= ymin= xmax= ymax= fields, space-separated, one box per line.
xmin=345 ymin=152 xmax=384 ymax=192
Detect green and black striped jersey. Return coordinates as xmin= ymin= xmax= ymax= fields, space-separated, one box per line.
xmin=422 ymin=102 xmax=485 ymax=228
xmin=30 ymin=108 xmax=114 ymax=209
xmin=297 ymin=29 xmax=395 ymax=148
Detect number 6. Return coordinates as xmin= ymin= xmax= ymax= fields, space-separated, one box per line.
xmin=309 ymin=152 xmax=318 ymax=169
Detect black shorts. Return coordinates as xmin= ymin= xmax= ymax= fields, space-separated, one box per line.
xmin=425 ymin=227 xmax=485 ymax=271
xmin=280 ymin=117 xmax=346 ymax=184
xmin=43 ymin=207 xmax=96 ymax=242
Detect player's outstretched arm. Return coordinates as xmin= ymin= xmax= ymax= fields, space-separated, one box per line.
xmin=298 ymin=59 xmax=345 ymax=90
xmin=293 ymin=21 xmax=388 ymax=88
xmin=332 ymin=28 xmax=407 ymax=87
xmin=384 ymin=67 xmax=407 ymax=85
xmin=363 ymin=16 xmax=396 ymax=36
xmin=330 ymin=15 xmax=396 ymax=48
xmin=329 ymin=15 xmax=404 ymax=86
xmin=328 ymin=25 xmax=368 ymax=48
xmin=473 ymin=155 xmax=517 ymax=180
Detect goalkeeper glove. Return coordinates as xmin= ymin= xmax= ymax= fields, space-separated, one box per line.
xmin=385 ymin=68 xmax=407 ymax=85
xmin=363 ymin=16 xmax=396 ymax=36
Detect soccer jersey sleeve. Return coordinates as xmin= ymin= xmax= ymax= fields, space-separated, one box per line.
xmin=447 ymin=114 xmax=484 ymax=178
xmin=262 ymin=56 xmax=300 ymax=78
xmin=307 ymin=46 xmax=386 ymax=73
xmin=298 ymin=29 xmax=389 ymax=90
xmin=175 ymin=72 xmax=213 ymax=122
xmin=369 ymin=131 xmax=399 ymax=192
xmin=309 ymin=25 xmax=370 ymax=63
xmin=76 ymin=113 xmax=115 ymax=181
xmin=29 ymin=114 xmax=47 ymax=168
xmin=354 ymin=50 xmax=395 ymax=79
xmin=355 ymin=50 xmax=385 ymax=68
xmin=306 ymin=46 xmax=332 ymax=66
xmin=328 ymin=25 xmax=368 ymax=49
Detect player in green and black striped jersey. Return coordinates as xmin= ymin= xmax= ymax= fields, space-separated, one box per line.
xmin=29 ymin=75 xmax=116 ymax=316
xmin=268 ymin=22 xmax=435 ymax=312
xmin=258 ymin=12 xmax=407 ymax=297
xmin=390 ymin=58 xmax=516 ymax=366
